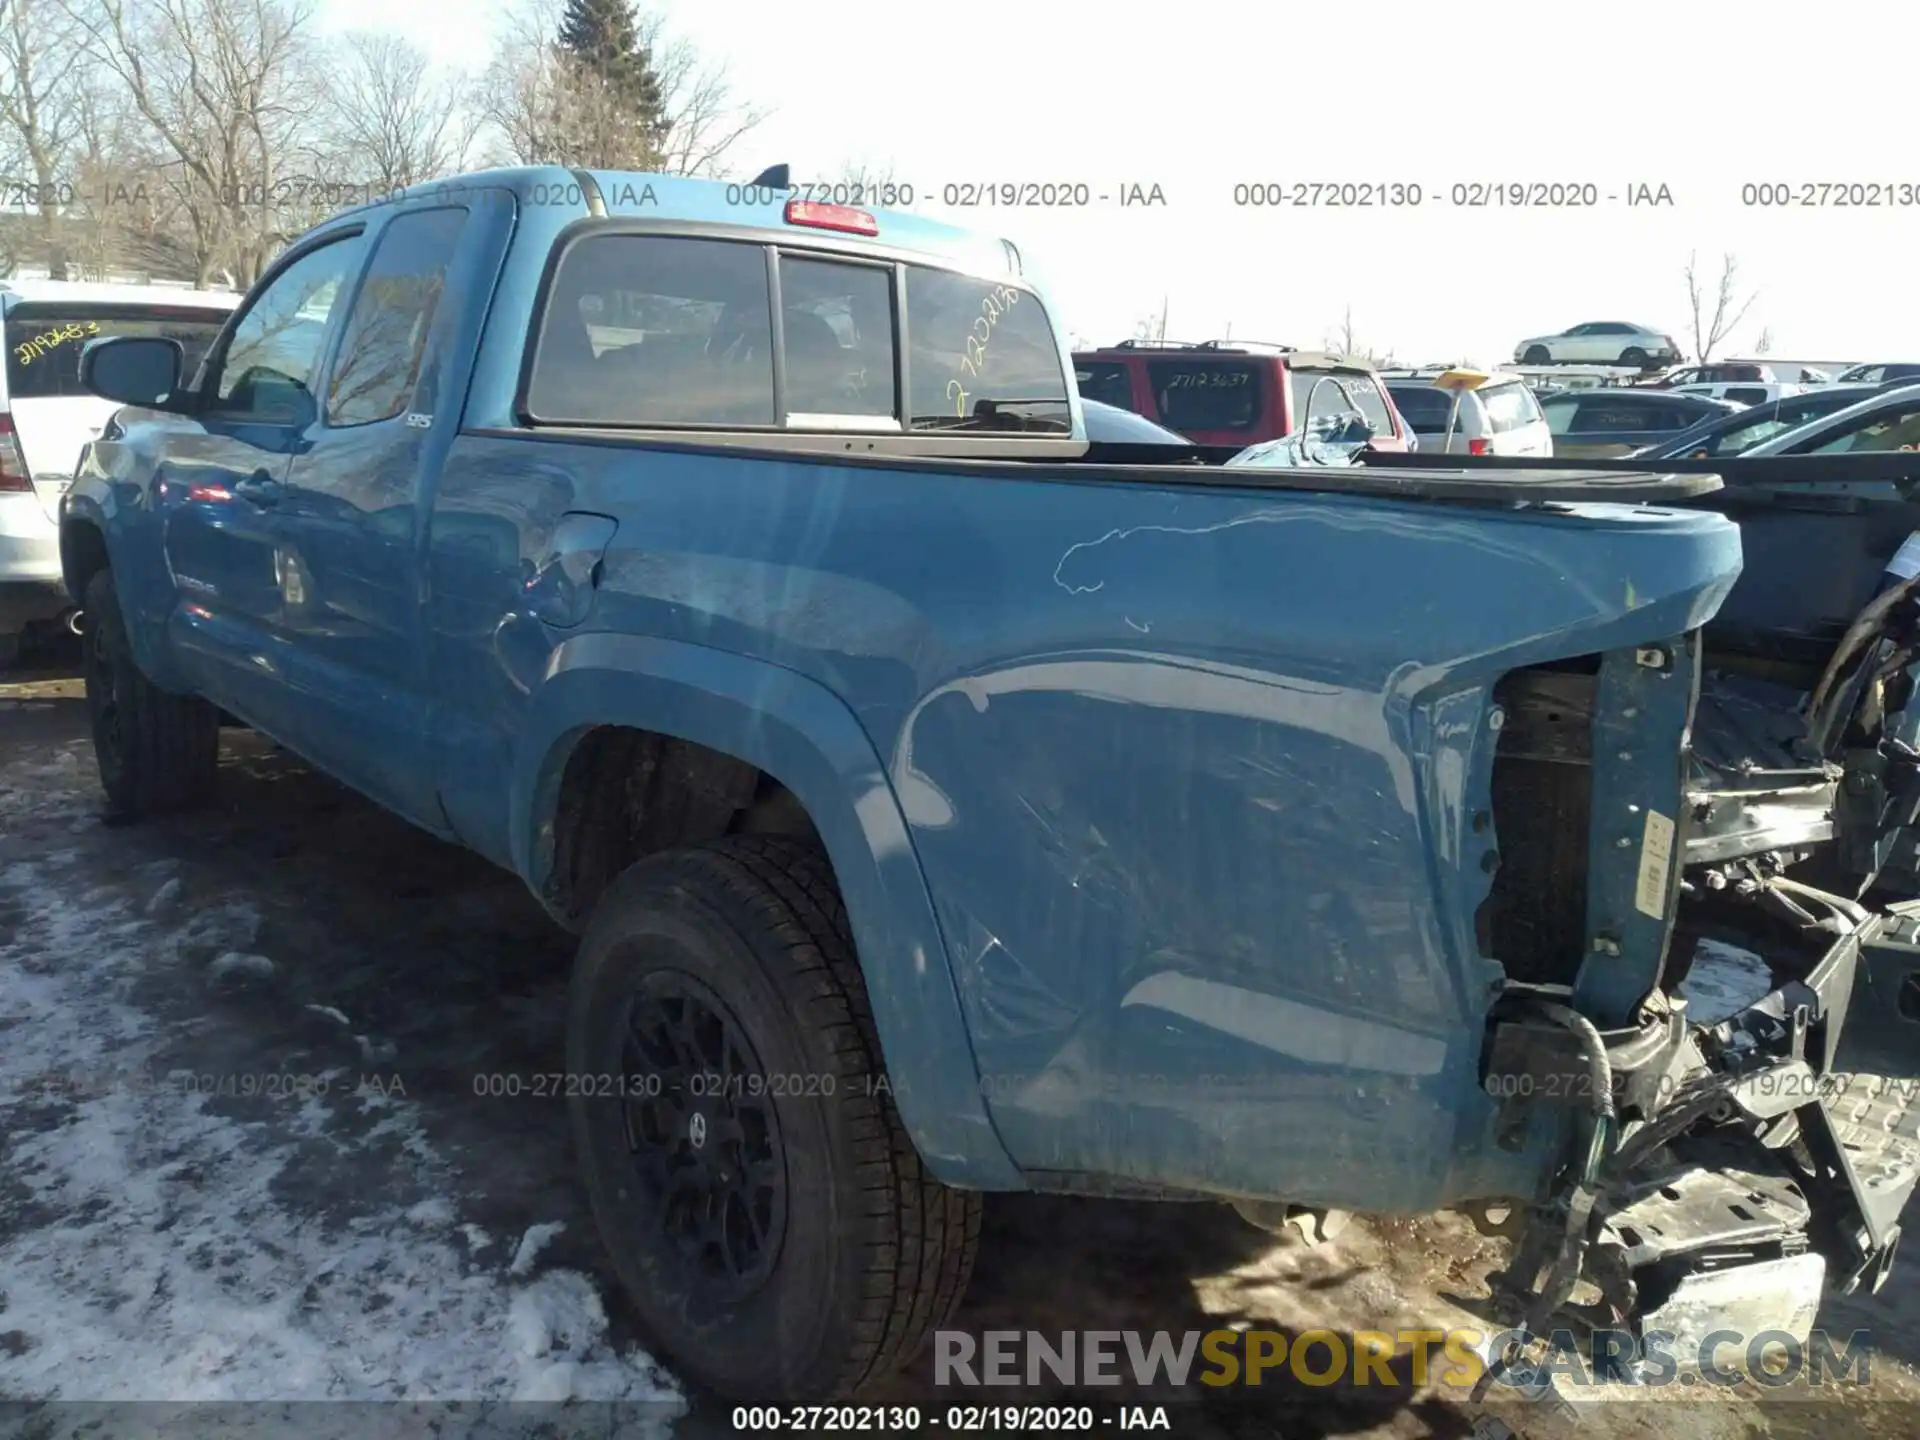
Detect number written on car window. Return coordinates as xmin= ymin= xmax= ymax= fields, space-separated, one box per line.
xmin=1164 ymin=371 xmax=1248 ymax=389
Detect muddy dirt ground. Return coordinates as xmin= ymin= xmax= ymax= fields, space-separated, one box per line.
xmin=3 ymin=646 xmax=1918 ymax=1440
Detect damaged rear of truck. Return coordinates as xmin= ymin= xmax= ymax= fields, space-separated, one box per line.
xmin=1338 ymin=448 xmax=1920 ymax=1383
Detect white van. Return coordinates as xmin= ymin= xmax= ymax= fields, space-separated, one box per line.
xmin=0 ymin=280 xmax=239 ymax=663
xmin=1384 ymin=374 xmax=1553 ymax=457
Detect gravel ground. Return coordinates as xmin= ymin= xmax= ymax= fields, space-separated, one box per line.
xmin=3 ymin=652 xmax=1918 ymax=1440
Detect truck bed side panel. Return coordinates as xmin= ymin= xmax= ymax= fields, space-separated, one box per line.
xmin=436 ymin=432 xmax=1741 ymax=1208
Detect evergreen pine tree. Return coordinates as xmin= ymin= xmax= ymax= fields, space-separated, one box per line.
xmin=557 ymin=0 xmax=664 ymax=135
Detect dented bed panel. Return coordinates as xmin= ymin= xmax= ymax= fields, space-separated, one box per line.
xmin=488 ymin=433 xmax=1751 ymax=1210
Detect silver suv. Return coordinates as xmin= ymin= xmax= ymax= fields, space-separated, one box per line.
xmin=0 ymin=280 xmax=237 ymax=665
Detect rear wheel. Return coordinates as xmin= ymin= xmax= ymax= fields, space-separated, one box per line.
xmin=1522 ymin=345 xmax=1550 ymax=364
xmin=1620 ymin=346 xmax=1649 ymax=368
xmin=81 ymin=568 xmax=219 ymax=817
xmin=568 ymin=836 xmax=981 ymax=1401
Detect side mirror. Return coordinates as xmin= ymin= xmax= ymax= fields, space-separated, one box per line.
xmin=80 ymin=336 xmax=189 ymax=411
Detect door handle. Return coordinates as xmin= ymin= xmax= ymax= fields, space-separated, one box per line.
xmin=233 ymin=470 xmax=284 ymax=507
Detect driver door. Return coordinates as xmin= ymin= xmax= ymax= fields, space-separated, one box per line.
xmin=160 ymin=232 xmax=366 ymax=733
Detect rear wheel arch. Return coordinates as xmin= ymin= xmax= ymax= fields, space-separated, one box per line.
xmin=514 ymin=636 xmax=1026 ymax=1192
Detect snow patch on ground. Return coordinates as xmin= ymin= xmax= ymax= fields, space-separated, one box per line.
xmin=0 ymin=852 xmax=684 ymax=1433
xmin=508 ymin=1222 xmax=567 ymax=1278
xmin=208 ymin=951 xmax=277 ymax=983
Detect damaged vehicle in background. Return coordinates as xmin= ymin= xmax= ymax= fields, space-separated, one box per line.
xmin=58 ymin=165 xmax=1916 ymax=1402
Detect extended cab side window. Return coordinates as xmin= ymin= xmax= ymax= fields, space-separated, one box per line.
xmin=210 ymin=236 xmax=364 ymax=422
xmin=905 ymin=267 xmax=1069 ymax=433
xmin=527 ymin=234 xmax=777 ymax=427
xmin=326 ymin=207 xmax=469 ymax=428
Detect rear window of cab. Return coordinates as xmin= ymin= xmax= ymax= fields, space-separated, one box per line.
xmin=524 ymin=232 xmax=1071 ymax=434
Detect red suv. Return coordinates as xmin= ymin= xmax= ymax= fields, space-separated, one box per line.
xmin=1072 ymin=340 xmax=1413 ymax=450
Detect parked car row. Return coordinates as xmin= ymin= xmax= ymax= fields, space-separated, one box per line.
xmin=1071 ymin=339 xmax=1414 ymax=452
xmin=1071 ymin=320 xmax=1920 ymax=476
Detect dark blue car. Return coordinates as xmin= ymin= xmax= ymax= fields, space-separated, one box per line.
xmin=1635 ymin=384 xmax=1877 ymax=459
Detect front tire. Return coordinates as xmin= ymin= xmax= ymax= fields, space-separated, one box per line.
xmin=1522 ymin=345 xmax=1550 ymax=364
xmin=81 ymin=568 xmax=219 ymax=817
xmin=568 ymin=836 xmax=981 ymax=1401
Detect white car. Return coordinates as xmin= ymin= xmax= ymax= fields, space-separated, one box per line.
xmin=1512 ymin=322 xmax=1684 ymax=368
xmin=1385 ymin=376 xmax=1552 ymax=457
xmin=0 ymin=280 xmax=239 ymax=665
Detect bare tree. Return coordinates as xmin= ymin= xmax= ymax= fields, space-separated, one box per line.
xmin=60 ymin=0 xmax=320 ymax=288
xmin=637 ymin=8 xmax=764 ymax=177
xmin=51 ymin=76 xmax=217 ymax=283
xmin=1753 ymin=326 xmax=1773 ymax=356
xmin=1685 ymin=251 xmax=1758 ymax=364
xmin=483 ymin=0 xmax=660 ymax=169
xmin=1132 ymin=300 xmax=1168 ymax=343
xmin=0 ymin=0 xmax=90 ymax=277
xmin=309 ymin=33 xmax=478 ymax=199
xmin=484 ymin=0 xmax=763 ymax=176
xmin=1321 ymin=303 xmax=1396 ymax=367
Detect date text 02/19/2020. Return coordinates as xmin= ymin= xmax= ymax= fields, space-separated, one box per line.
xmin=730 ymin=1405 xmax=1173 ymax=1431
xmin=1229 ymin=181 xmax=1676 ymax=208
xmin=721 ymin=181 xmax=1168 ymax=210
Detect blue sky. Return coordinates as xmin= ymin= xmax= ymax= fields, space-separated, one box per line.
xmin=317 ymin=0 xmax=1920 ymax=366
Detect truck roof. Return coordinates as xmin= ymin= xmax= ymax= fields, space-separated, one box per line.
xmin=332 ymin=164 xmax=1023 ymax=280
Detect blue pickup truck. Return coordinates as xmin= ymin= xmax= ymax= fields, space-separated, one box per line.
xmin=60 ymin=166 xmax=1917 ymax=1401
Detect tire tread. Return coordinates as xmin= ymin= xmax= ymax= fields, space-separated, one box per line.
xmin=83 ymin=569 xmax=218 ymax=816
xmin=665 ymin=836 xmax=981 ymax=1394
